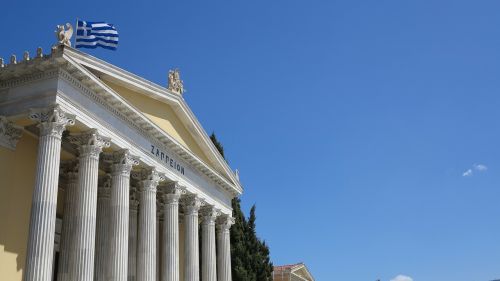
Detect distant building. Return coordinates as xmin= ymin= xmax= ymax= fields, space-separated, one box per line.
xmin=273 ymin=262 xmax=315 ymax=281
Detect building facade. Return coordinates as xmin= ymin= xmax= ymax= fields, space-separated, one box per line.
xmin=273 ymin=263 xmax=314 ymax=281
xmin=0 ymin=41 xmax=242 ymax=281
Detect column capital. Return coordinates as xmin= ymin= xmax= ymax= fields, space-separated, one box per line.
xmin=0 ymin=116 xmax=23 ymax=150
xmin=133 ymin=167 xmax=164 ymax=192
xmin=161 ymin=181 xmax=185 ymax=204
xmin=130 ymin=187 xmax=139 ymax=210
xmin=200 ymin=206 xmax=220 ymax=225
xmin=216 ymin=215 xmax=235 ymax=232
xmin=157 ymin=188 xmax=164 ymax=218
xmin=97 ymin=174 xmax=112 ymax=199
xmin=29 ymin=104 xmax=75 ymax=138
xmin=157 ymin=202 xmax=164 ymax=221
xmin=103 ymin=149 xmax=140 ymax=176
xmin=68 ymin=129 xmax=110 ymax=159
xmin=181 ymin=194 xmax=204 ymax=215
xmin=60 ymin=159 xmax=79 ymax=183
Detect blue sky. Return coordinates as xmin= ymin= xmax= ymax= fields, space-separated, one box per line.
xmin=2 ymin=1 xmax=500 ymax=280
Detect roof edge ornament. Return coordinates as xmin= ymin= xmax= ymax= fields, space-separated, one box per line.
xmin=235 ymin=169 xmax=240 ymax=182
xmin=167 ymin=68 xmax=185 ymax=95
xmin=55 ymin=23 xmax=73 ymax=47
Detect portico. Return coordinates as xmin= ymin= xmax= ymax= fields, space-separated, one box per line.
xmin=0 ymin=43 xmax=242 ymax=281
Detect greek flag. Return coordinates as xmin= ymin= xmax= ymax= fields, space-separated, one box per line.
xmin=75 ymin=20 xmax=118 ymax=50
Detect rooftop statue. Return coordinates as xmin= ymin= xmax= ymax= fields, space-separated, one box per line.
xmin=55 ymin=23 xmax=73 ymax=47
xmin=168 ymin=69 xmax=185 ymax=95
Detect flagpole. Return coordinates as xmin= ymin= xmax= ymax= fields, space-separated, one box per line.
xmin=74 ymin=17 xmax=79 ymax=48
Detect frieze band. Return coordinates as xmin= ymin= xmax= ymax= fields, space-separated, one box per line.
xmin=150 ymin=144 xmax=185 ymax=175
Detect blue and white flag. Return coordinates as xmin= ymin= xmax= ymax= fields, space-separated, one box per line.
xmin=75 ymin=20 xmax=118 ymax=50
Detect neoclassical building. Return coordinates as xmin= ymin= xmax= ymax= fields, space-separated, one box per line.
xmin=272 ymin=263 xmax=314 ymax=281
xmin=0 ymin=38 xmax=242 ymax=281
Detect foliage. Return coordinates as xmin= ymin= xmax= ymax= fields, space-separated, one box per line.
xmin=210 ymin=132 xmax=225 ymax=159
xmin=231 ymin=199 xmax=273 ymax=281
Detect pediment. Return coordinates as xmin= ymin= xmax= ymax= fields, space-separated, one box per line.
xmin=59 ymin=47 xmax=242 ymax=194
xmin=289 ymin=264 xmax=315 ymax=281
xmin=101 ymin=79 xmax=212 ymax=165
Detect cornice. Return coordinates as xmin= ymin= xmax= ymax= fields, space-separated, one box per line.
xmin=0 ymin=45 xmax=64 ymax=87
xmin=0 ymin=68 xmax=59 ymax=89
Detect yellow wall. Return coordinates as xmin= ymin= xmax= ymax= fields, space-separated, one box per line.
xmin=103 ymin=80 xmax=212 ymax=165
xmin=0 ymin=134 xmax=38 ymax=281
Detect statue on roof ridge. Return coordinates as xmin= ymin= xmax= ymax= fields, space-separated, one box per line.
xmin=55 ymin=23 xmax=73 ymax=47
xmin=168 ymin=69 xmax=185 ymax=95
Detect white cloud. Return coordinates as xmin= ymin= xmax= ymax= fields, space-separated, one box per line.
xmin=462 ymin=169 xmax=473 ymax=177
xmin=390 ymin=275 xmax=413 ymax=281
xmin=473 ymin=164 xmax=488 ymax=171
xmin=462 ymin=163 xmax=488 ymax=177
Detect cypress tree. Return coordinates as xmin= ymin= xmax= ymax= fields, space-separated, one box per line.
xmin=210 ymin=132 xmax=225 ymax=159
xmin=210 ymin=133 xmax=273 ymax=281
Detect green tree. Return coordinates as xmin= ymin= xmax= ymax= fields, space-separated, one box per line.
xmin=210 ymin=133 xmax=273 ymax=281
xmin=210 ymin=132 xmax=225 ymax=159
xmin=230 ymin=200 xmax=273 ymax=281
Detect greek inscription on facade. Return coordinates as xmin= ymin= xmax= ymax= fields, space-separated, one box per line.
xmin=150 ymin=144 xmax=185 ymax=175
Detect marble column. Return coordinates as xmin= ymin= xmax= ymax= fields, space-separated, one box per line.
xmin=200 ymin=206 xmax=219 ymax=281
xmin=57 ymin=160 xmax=79 ymax=281
xmin=94 ymin=174 xmax=112 ymax=281
xmin=156 ymin=204 xmax=162 ymax=281
xmin=136 ymin=168 xmax=163 ymax=281
xmin=24 ymin=105 xmax=75 ymax=281
xmin=108 ymin=150 xmax=139 ymax=281
xmin=161 ymin=183 xmax=182 ymax=281
xmin=67 ymin=129 xmax=110 ymax=281
xmin=182 ymin=195 xmax=203 ymax=281
xmin=128 ymin=187 xmax=139 ymax=281
xmin=216 ymin=215 xmax=235 ymax=281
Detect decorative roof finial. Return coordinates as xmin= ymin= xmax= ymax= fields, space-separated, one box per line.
xmin=235 ymin=169 xmax=240 ymax=181
xmin=51 ymin=45 xmax=58 ymax=55
xmin=10 ymin=55 xmax=16 ymax=64
xmin=36 ymin=47 xmax=43 ymax=58
xmin=23 ymin=51 xmax=30 ymax=62
xmin=55 ymin=23 xmax=73 ymax=47
xmin=168 ymin=69 xmax=185 ymax=95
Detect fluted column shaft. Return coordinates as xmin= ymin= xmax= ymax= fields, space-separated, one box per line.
xmin=201 ymin=207 xmax=218 ymax=281
xmin=57 ymin=161 xmax=79 ymax=281
xmin=128 ymin=189 xmax=139 ymax=281
xmin=24 ymin=105 xmax=74 ymax=281
xmin=183 ymin=196 xmax=202 ymax=281
xmin=137 ymin=184 xmax=157 ymax=281
xmin=108 ymin=150 xmax=138 ymax=281
xmin=161 ymin=185 xmax=181 ymax=281
xmin=137 ymin=169 xmax=162 ymax=281
xmin=94 ymin=175 xmax=112 ymax=281
xmin=156 ymin=210 xmax=162 ymax=281
xmin=216 ymin=216 xmax=234 ymax=281
xmin=67 ymin=130 xmax=110 ymax=281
